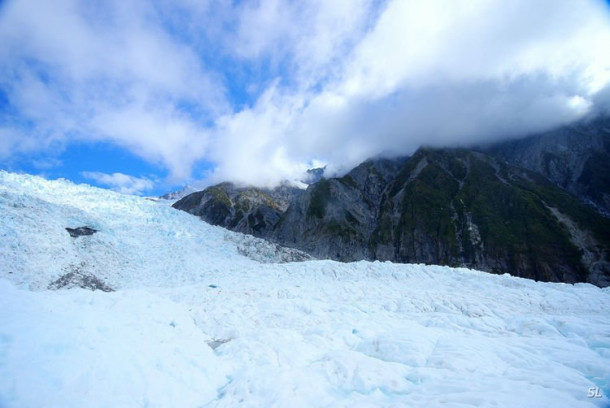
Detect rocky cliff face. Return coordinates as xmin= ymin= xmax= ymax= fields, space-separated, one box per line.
xmin=173 ymin=117 xmax=610 ymax=286
xmin=271 ymin=148 xmax=609 ymax=286
xmin=272 ymin=158 xmax=405 ymax=261
xmin=486 ymin=116 xmax=610 ymax=216
xmin=373 ymin=149 xmax=608 ymax=285
xmin=172 ymin=182 xmax=303 ymax=237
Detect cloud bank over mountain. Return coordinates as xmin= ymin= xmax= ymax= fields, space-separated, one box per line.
xmin=1 ymin=0 xmax=609 ymax=188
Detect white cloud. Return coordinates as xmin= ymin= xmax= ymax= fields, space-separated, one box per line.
xmin=31 ymin=158 xmax=63 ymax=170
xmin=0 ymin=0 xmax=223 ymax=179
xmin=592 ymin=83 xmax=610 ymax=114
xmin=81 ymin=171 xmax=155 ymax=195
xmin=206 ymin=0 xmax=610 ymax=184
xmin=1 ymin=0 xmax=610 ymax=187
xmin=0 ymin=126 xmax=64 ymax=161
xmin=228 ymin=0 xmax=375 ymax=88
xmin=89 ymin=102 xmax=212 ymax=181
xmin=339 ymin=0 xmax=610 ymax=97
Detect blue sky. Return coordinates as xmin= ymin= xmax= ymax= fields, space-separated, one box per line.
xmin=1 ymin=0 xmax=610 ymax=196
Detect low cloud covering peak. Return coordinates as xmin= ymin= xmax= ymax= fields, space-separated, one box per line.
xmin=1 ymin=0 xmax=609 ymax=191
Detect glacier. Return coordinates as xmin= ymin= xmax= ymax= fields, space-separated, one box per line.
xmin=0 ymin=170 xmax=609 ymax=407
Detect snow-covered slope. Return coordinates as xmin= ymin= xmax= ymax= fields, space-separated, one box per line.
xmin=0 ymin=171 xmax=310 ymax=290
xmin=1 ymin=171 xmax=609 ymax=407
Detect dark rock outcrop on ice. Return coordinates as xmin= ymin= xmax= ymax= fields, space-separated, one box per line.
xmin=65 ymin=226 xmax=98 ymax=238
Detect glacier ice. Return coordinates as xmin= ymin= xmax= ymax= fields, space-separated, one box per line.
xmin=0 ymin=171 xmax=609 ymax=407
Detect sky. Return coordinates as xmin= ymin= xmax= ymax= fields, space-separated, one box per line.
xmin=1 ymin=0 xmax=610 ymax=196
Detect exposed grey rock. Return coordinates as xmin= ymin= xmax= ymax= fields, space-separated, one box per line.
xmin=302 ymin=167 xmax=326 ymax=185
xmin=485 ymin=115 xmax=610 ymax=216
xmin=49 ymin=263 xmax=113 ymax=292
xmin=207 ymin=339 xmax=230 ymax=350
xmin=546 ymin=206 xmax=609 ymax=287
xmin=66 ymin=226 xmax=98 ymax=238
xmin=173 ymin=182 xmax=303 ymax=237
xmin=272 ymin=158 xmax=405 ymax=261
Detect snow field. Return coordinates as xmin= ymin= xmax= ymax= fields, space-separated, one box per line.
xmin=0 ymin=281 xmax=228 ymax=407
xmin=162 ymin=262 xmax=610 ymax=407
xmin=1 ymin=171 xmax=609 ymax=407
xmin=0 ymin=171 xmax=256 ymax=290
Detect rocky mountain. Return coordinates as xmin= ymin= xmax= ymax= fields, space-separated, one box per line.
xmin=485 ymin=115 xmax=610 ymax=216
xmin=273 ymin=148 xmax=609 ymax=286
xmin=173 ymin=182 xmax=303 ymax=237
xmin=173 ymin=116 xmax=610 ymax=286
xmin=301 ymin=166 xmax=326 ymax=185
xmin=272 ymin=157 xmax=406 ymax=261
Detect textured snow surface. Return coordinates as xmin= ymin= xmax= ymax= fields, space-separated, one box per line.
xmin=1 ymin=171 xmax=609 ymax=407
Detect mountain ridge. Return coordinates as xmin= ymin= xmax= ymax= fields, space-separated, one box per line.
xmin=173 ymin=116 xmax=610 ymax=286
xmin=484 ymin=115 xmax=610 ymax=216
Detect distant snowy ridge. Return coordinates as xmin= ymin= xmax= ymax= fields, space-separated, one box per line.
xmin=159 ymin=185 xmax=198 ymax=201
xmin=1 ymin=171 xmax=609 ymax=407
